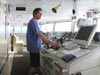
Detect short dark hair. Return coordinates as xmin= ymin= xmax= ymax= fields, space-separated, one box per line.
xmin=33 ymin=8 xmax=42 ymax=17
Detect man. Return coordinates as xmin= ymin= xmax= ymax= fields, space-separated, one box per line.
xmin=26 ymin=8 xmax=60 ymax=75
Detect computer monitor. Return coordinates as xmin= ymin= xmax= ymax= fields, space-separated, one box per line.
xmin=73 ymin=25 xmax=97 ymax=48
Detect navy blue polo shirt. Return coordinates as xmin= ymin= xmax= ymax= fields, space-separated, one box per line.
xmin=26 ymin=18 xmax=41 ymax=53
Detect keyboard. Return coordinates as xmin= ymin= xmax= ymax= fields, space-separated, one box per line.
xmin=63 ymin=42 xmax=79 ymax=50
xmin=72 ymin=49 xmax=90 ymax=57
xmin=62 ymin=49 xmax=90 ymax=58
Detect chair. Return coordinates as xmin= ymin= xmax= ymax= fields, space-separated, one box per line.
xmin=12 ymin=35 xmax=24 ymax=52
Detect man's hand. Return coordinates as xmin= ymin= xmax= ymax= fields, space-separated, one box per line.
xmin=50 ymin=42 xmax=60 ymax=47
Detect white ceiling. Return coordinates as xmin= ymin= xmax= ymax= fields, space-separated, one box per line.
xmin=6 ymin=0 xmax=100 ymax=20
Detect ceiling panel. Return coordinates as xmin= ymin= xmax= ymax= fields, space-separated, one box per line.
xmin=6 ymin=0 xmax=100 ymax=20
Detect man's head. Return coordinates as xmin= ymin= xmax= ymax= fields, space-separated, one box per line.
xmin=33 ymin=8 xmax=42 ymax=20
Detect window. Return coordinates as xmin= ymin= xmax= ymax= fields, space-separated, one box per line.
xmin=40 ymin=24 xmax=54 ymax=32
xmin=96 ymin=19 xmax=100 ymax=32
xmin=10 ymin=26 xmax=27 ymax=33
xmin=40 ymin=22 xmax=72 ymax=32
xmin=55 ymin=22 xmax=72 ymax=32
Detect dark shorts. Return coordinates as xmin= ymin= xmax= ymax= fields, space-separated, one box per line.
xmin=29 ymin=52 xmax=40 ymax=67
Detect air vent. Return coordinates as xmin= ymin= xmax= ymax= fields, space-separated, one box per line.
xmin=16 ymin=7 xmax=26 ymax=11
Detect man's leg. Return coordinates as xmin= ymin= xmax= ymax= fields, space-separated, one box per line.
xmin=28 ymin=67 xmax=36 ymax=75
xmin=29 ymin=52 xmax=40 ymax=75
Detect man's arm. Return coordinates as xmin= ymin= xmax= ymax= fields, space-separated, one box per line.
xmin=38 ymin=33 xmax=60 ymax=47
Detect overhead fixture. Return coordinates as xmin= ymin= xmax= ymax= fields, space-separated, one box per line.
xmin=16 ymin=7 xmax=26 ymax=11
xmin=52 ymin=1 xmax=62 ymax=13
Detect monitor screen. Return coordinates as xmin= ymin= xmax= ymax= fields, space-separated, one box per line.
xmin=73 ymin=25 xmax=97 ymax=48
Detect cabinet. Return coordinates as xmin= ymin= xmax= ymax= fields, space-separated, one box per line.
xmin=40 ymin=50 xmax=68 ymax=75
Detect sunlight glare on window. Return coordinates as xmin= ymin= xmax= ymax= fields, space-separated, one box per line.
xmin=41 ymin=24 xmax=54 ymax=32
xmin=96 ymin=19 xmax=100 ymax=32
xmin=55 ymin=22 xmax=72 ymax=32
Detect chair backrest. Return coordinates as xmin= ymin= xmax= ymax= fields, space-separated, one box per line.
xmin=13 ymin=35 xmax=17 ymax=45
xmin=77 ymin=18 xmax=93 ymax=28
